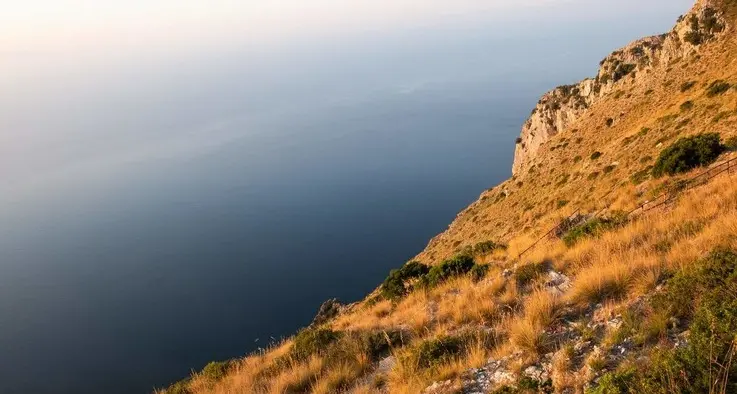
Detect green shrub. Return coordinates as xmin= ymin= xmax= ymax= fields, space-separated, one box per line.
xmin=713 ymin=111 xmax=733 ymax=123
xmin=557 ymin=199 xmax=569 ymax=208
xmin=630 ymin=166 xmax=653 ymax=185
xmin=563 ymin=212 xmax=629 ymax=247
xmin=361 ymin=330 xmax=405 ymax=360
xmin=163 ymin=381 xmax=191 ymax=394
xmin=470 ymin=241 xmax=507 ymax=255
xmin=612 ymin=63 xmax=636 ymax=82
xmin=725 ymin=136 xmax=737 ymax=151
xmin=684 ymin=30 xmax=704 ymax=45
xmin=591 ymin=151 xmax=603 ymax=160
xmin=491 ymin=378 xmax=552 ymax=394
xmin=293 ymin=328 xmax=341 ymax=358
xmin=413 ymin=336 xmax=463 ymax=368
xmin=514 ymin=261 xmax=548 ymax=287
xmin=679 ymin=101 xmax=694 ymax=111
xmin=680 ymin=81 xmax=696 ymax=92
xmin=587 ymin=367 xmax=637 ymax=394
xmin=651 ymin=133 xmax=725 ymax=177
xmin=518 ymin=376 xmax=553 ymax=393
xmin=590 ymin=250 xmax=737 ymax=394
xmin=470 ymin=264 xmax=490 ymax=282
xmin=422 ymin=255 xmax=476 ymax=287
xmin=574 ymin=155 xmax=582 ymax=163
xmin=606 ymin=118 xmax=614 ymax=127
xmin=200 ymin=361 xmax=232 ymax=381
xmin=603 ymin=165 xmax=616 ymax=174
xmin=706 ymin=80 xmax=731 ymax=97
xmin=381 ymin=261 xmax=430 ymax=300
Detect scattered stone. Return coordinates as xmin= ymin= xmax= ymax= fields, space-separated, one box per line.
xmin=545 ymin=271 xmax=572 ymax=295
xmin=424 ymin=380 xmax=456 ymax=394
xmin=524 ymin=365 xmax=549 ymax=382
xmin=378 ymin=356 xmax=396 ymax=374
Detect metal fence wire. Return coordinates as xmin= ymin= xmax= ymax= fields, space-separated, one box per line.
xmin=517 ymin=156 xmax=736 ymax=260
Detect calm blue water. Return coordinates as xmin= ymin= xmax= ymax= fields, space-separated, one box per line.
xmin=0 ymin=3 xmax=690 ymax=393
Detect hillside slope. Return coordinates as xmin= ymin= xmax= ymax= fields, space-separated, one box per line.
xmin=160 ymin=1 xmax=737 ymax=393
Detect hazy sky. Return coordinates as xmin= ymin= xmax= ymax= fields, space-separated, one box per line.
xmin=0 ymin=0 xmax=693 ymax=199
xmin=4 ymin=1 xmax=559 ymax=50
xmin=2 ymin=0 xmax=696 ymax=53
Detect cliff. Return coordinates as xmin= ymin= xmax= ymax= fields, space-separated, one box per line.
xmin=512 ymin=0 xmax=728 ymax=175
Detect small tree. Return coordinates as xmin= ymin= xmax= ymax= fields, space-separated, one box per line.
xmin=651 ymin=133 xmax=725 ymax=177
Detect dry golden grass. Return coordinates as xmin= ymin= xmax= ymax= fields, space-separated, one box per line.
xmin=310 ymin=362 xmax=362 ymax=394
xmin=567 ymin=259 xmax=636 ymax=306
xmin=385 ymin=332 xmax=493 ymax=394
xmin=349 ymin=383 xmax=380 ymax=394
xmin=435 ymin=276 xmax=502 ymax=326
xmin=268 ymin=355 xmax=323 ymax=394
xmin=505 ymin=289 xmax=561 ymax=355
xmin=551 ymin=345 xmax=577 ymax=393
xmin=508 ymin=318 xmax=548 ymax=355
xmin=524 ymin=289 xmax=561 ymax=328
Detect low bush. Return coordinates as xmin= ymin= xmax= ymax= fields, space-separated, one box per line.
xmin=612 ymin=63 xmax=636 ymax=82
xmin=725 ymin=136 xmax=737 ymax=151
xmin=470 ymin=264 xmax=490 ymax=282
xmin=706 ymin=80 xmax=731 ymax=97
xmin=587 ymin=367 xmax=636 ymax=394
xmin=589 ymin=249 xmax=737 ymax=394
xmin=360 ymin=330 xmax=405 ymax=361
xmin=651 ymin=133 xmax=725 ymax=177
xmin=514 ymin=261 xmax=548 ymax=287
xmin=293 ymin=328 xmax=341 ymax=358
xmin=163 ymin=381 xmax=191 ymax=394
xmin=413 ymin=336 xmax=464 ymax=368
xmin=591 ymin=151 xmax=603 ymax=160
xmin=381 ymin=261 xmax=430 ymax=300
xmin=200 ymin=361 xmax=232 ymax=381
xmin=679 ymin=100 xmax=694 ymax=111
xmin=680 ymin=81 xmax=696 ymax=92
xmin=422 ymin=255 xmax=476 ymax=287
xmin=563 ymin=212 xmax=628 ymax=247
xmin=469 ymin=240 xmax=507 ymax=255
xmin=630 ymin=166 xmax=653 ymax=185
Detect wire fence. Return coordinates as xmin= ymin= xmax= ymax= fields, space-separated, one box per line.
xmin=517 ymin=156 xmax=736 ymax=260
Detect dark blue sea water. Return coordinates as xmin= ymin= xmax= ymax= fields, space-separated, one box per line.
xmin=0 ymin=3 xmax=690 ymax=392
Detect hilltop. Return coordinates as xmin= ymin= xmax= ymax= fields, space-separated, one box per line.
xmin=160 ymin=0 xmax=737 ymax=393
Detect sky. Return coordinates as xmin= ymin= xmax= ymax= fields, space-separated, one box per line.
xmin=3 ymin=0 xmax=560 ymax=51
xmin=0 ymin=0 xmax=693 ymax=200
xmin=2 ymin=0 xmax=695 ymax=54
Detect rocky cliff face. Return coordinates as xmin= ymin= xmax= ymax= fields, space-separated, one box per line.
xmin=512 ymin=0 xmax=727 ymax=176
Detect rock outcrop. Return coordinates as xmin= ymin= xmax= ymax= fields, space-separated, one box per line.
xmin=309 ymin=298 xmax=344 ymax=327
xmin=512 ymin=0 xmax=727 ymax=176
